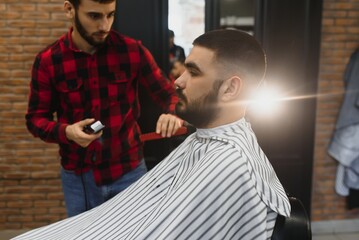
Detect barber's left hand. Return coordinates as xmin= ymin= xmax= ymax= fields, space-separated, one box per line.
xmin=156 ymin=114 xmax=183 ymax=137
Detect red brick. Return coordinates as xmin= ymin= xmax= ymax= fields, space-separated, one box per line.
xmin=47 ymin=193 xmax=64 ymax=200
xmin=48 ymin=207 xmax=66 ymax=214
xmin=8 ymin=215 xmax=34 ymax=223
xmin=323 ymin=10 xmax=347 ymax=18
xmin=8 ymin=20 xmax=36 ymax=28
xmin=34 ymin=200 xmax=61 ymax=208
xmin=21 ymin=208 xmax=47 ymax=215
xmin=22 ymin=12 xmax=50 ymax=20
xmin=5 ymin=186 xmax=32 ymax=194
xmin=19 ymin=193 xmax=46 ymax=201
xmin=3 ymin=172 xmax=30 ymax=180
xmin=335 ymin=18 xmax=359 ymax=25
xmin=22 ymin=222 xmax=52 ymax=229
xmin=31 ymin=171 xmax=59 ymax=179
xmin=0 ymin=12 xmax=22 ymax=20
xmin=37 ymin=4 xmax=63 ymax=12
xmin=8 ymin=4 xmax=36 ymax=11
xmin=34 ymin=214 xmax=62 ymax=222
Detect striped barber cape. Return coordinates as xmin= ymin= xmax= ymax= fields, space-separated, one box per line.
xmin=13 ymin=118 xmax=290 ymax=240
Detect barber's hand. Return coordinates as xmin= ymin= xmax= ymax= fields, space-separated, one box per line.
xmin=65 ymin=118 xmax=103 ymax=147
xmin=156 ymin=114 xmax=183 ymax=137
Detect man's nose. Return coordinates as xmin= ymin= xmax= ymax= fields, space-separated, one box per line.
xmin=174 ymin=73 xmax=186 ymax=90
xmin=99 ymin=17 xmax=111 ymax=31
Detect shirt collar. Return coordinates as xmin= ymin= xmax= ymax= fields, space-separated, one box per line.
xmin=62 ymin=28 xmax=80 ymax=52
xmin=63 ymin=27 xmax=111 ymax=53
xmin=196 ymin=118 xmax=247 ymax=139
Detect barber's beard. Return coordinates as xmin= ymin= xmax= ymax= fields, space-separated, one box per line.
xmin=175 ymin=88 xmax=220 ymax=128
xmin=74 ymin=12 xmax=107 ymax=47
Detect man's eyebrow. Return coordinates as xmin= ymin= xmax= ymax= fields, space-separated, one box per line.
xmin=184 ymin=62 xmax=202 ymax=73
xmin=87 ymin=11 xmax=102 ymax=15
xmin=87 ymin=10 xmax=115 ymax=16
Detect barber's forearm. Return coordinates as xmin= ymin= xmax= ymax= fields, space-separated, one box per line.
xmin=26 ymin=115 xmax=70 ymax=144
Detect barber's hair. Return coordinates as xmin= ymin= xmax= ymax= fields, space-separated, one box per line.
xmin=193 ymin=29 xmax=266 ymax=85
xmin=68 ymin=0 xmax=115 ymax=9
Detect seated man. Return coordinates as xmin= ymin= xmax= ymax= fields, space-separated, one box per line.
xmin=13 ymin=29 xmax=290 ymax=240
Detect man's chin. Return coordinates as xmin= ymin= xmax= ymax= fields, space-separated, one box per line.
xmin=87 ymin=35 xmax=108 ymax=47
xmin=94 ymin=35 xmax=108 ymax=42
xmin=175 ymin=103 xmax=186 ymax=116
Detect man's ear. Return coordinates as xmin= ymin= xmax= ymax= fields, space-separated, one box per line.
xmin=64 ymin=1 xmax=75 ymax=19
xmin=219 ymin=76 xmax=242 ymax=102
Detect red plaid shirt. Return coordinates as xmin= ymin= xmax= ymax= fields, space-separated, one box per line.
xmin=26 ymin=29 xmax=177 ymax=186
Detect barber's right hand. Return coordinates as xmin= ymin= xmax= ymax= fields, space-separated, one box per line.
xmin=65 ymin=118 xmax=103 ymax=148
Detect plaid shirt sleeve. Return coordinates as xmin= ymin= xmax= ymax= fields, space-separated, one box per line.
xmin=137 ymin=42 xmax=178 ymax=113
xmin=25 ymin=50 xmax=70 ymax=144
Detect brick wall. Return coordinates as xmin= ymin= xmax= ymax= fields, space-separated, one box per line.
xmin=0 ymin=0 xmax=69 ymax=229
xmin=312 ymin=0 xmax=359 ymax=221
xmin=1 ymin=0 xmax=359 ymax=231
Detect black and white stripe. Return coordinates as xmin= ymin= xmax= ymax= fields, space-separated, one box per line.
xmin=13 ymin=118 xmax=290 ymax=240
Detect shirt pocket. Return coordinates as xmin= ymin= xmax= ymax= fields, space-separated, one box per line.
xmin=108 ymin=72 xmax=137 ymax=116
xmin=56 ymin=78 xmax=85 ymax=110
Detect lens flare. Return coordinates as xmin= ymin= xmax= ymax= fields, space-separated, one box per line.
xmin=249 ymin=85 xmax=282 ymax=115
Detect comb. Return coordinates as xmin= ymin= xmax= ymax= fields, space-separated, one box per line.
xmin=140 ymin=127 xmax=188 ymax=142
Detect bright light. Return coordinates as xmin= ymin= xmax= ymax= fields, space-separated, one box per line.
xmin=248 ymin=83 xmax=282 ymax=115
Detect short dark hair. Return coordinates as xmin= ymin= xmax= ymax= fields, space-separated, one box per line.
xmin=169 ymin=30 xmax=175 ymax=38
xmin=68 ymin=0 xmax=115 ymax=9
xmin=193 ymin=29 xmax=266 ymax=85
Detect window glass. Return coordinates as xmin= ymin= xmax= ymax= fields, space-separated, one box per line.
xmin=220 ymin=0 xmax=255 ymax=34
xmin=169 ymin=0 xmax=205 ymax=56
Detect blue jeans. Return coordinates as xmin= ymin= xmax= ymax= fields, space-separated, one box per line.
xmin=61 ymin=159 xmax=147 ymax=217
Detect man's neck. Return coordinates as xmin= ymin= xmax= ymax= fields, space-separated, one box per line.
xmin=71 ymin=30 xmax=96 ymax=54
xmin=201 ymin=107 xmax=246 ymax=129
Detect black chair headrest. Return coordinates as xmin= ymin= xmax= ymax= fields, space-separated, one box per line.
xmin=271 ymin=196 xmax=312 ymax=240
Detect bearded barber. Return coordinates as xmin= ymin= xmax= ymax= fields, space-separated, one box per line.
xmin=25 ymin=0 xmax=181 ymax=217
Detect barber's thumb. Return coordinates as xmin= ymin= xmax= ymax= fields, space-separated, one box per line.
xmin=81 ymin=118 xmax=95 ymax=126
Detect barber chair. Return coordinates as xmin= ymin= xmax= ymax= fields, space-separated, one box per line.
xmin=271 ymin=196 xmax=312 ymax=240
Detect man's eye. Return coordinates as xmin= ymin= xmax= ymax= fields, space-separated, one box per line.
xmin=108 ymin=12 xmax=115 ymax=18
xmin=189 ymin=70 xmax=200 ymax=77
xmin=88 ymin=13 xmax=101 ymax=20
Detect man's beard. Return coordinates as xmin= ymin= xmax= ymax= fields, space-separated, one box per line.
xmin=74 ymin=12 xmax=107 ymax=47
xmin=175 ymin=86 xmax=220 ymax=128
